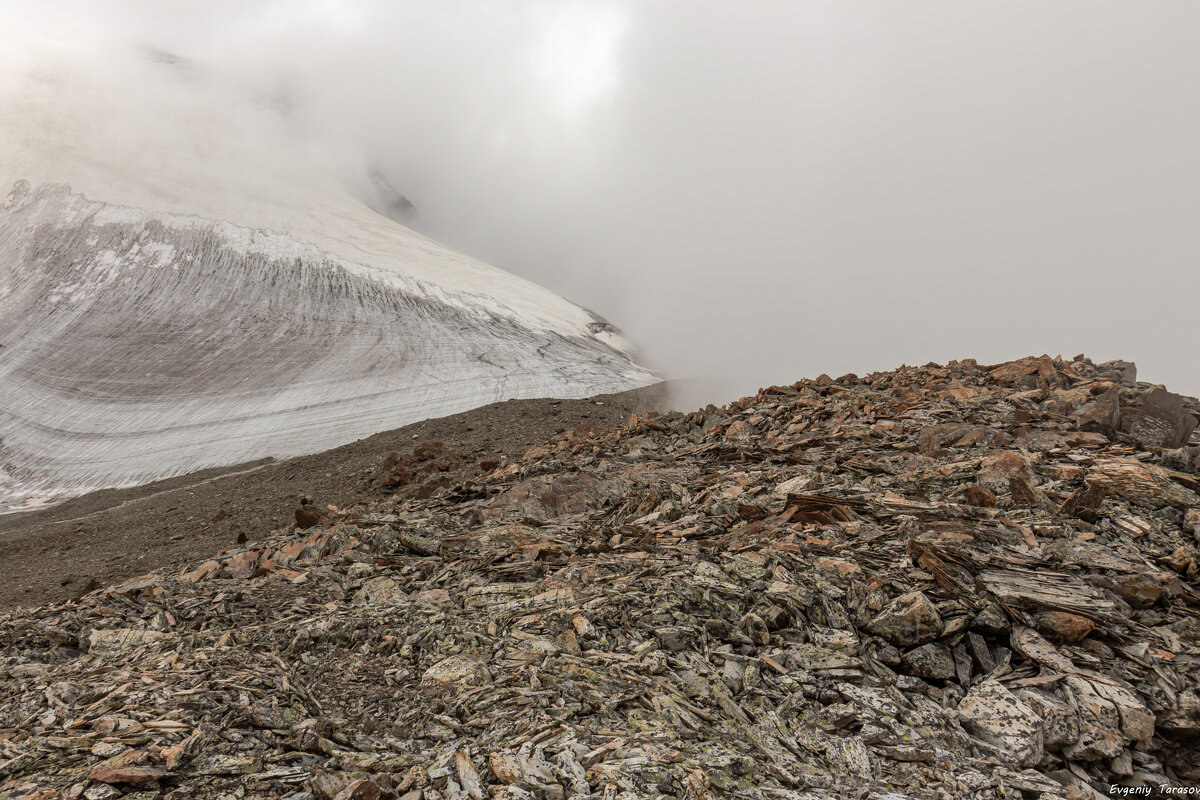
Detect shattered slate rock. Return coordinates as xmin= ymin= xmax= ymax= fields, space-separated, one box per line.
xmin=419 ymin=655 xmax=493 ymax=696
xmin=1128 ymin=387 xmax=1198 ymax=449
xmin=1 ymin=354 xmax=1199 ymax=799
xmin=1087 ymin=456 xmax=1200 ymax=508
xmin=957 ymin=680 xmax=1044 ymax=768
xmin=655 ymin=625 xmax=697 ymax=653
xmin=1074 ymin=385 xmax=1122 ymax=439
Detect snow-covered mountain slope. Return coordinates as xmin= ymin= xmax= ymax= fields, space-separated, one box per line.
xmin=0 ymin=41 xmax=657 ymax=512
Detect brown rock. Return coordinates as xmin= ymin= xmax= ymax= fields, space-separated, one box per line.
xmin=1087 ymin=457 xmax=1200 ymax=508
xmin=1074 ymin=385 xmax=1121 ymax=439
xmin=1111 ymin=573 xmax=1166 ymax=608
xmin=1128 ymin=388 xmax=1198 ymax=449
xmin=988 ymin=357 xmax=1041 ymax=386
xmin=1008 ymin=475 xmax=1044 ymax=508
xmin=274 ymin=528 xmax=338 ymax=566
xmin=976 ymin=450 xmax=1034 ymax=491
xmin=1063 ymin=431 xmax=1111 ymax=448
xmin=88 ymin=751 xmax=170 ymax=785
xmin=182 ymin=559 xmax=221 ymax=583
xmin=724 ymin=420 xmax=752 ymax=441
xmin=295 ymin=506 xmax=327 ymax=530
xmin=381 ymin=464 xmax=413 ymax=488
xmin=223 ymin=548 xmax=264 ymax=579
xmin=1033 ymin=610 xmax=1094 ymax=643
xmin=89 ymin=763 xmax=172 ymax=785
xmin=963 ymin=484 xmax=997 ymax=507
xmin=109 ymin=574 xmax=162 ymax=597
xmin=1058 ymin=484 xmax=1105 ymax=522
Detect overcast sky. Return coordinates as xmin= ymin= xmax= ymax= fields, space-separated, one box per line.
xmin=6 ymin=1 xmax=1199 ymax=400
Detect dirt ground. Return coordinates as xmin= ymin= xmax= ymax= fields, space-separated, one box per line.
xmin=0 ymin=383 xmax=675 ymax=610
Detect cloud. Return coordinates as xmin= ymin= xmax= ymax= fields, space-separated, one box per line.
xmin=5 ymin=2 xmax=1200 ymax=400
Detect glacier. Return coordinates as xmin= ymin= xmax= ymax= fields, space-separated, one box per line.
xmin=0 ymin=41 xmax=657 ymax=512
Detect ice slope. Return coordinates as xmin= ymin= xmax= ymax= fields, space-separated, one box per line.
xmin=0 ymin=41 xmax=657 ymax=512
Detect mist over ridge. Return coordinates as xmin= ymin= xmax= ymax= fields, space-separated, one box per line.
xmin=4 ymin=2 xmax=1199 ymax=400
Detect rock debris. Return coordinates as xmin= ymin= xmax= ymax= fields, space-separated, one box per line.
xmin=1 ymin=355 xmax=1198 ymax=799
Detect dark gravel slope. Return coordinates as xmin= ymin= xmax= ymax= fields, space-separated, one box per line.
xmin=0 ymin=383 xmax=673 ymax=610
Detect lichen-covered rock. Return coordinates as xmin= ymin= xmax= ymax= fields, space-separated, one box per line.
xmin=1014 ymin=688 xmax=1080 ymax=750
xmin=1066 ymin=674 xmax=1154 ymax=745
xmin=356 ymin=576 xmax=408 ymax=605
xmin=957 ymin=680 xmax=1044 ymax=768
xmin=899 ymin=642 xmax=956 ymax=680
xmin=867 ymin=591 xmax=943 ymax=647
xmin=420 ymin=655 xmax=492 ymax=696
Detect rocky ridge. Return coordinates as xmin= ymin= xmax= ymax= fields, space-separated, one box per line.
xmin=1 ymin=355 xmax=1199 ymax=799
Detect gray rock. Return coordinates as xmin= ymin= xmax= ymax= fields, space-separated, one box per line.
xmin=899 ymin=642 xmax=956 ymax=680
xmin=970 ymin=603 xmax=1010 ymax=635
xmin=957 ymin=679 xmax=1044 ymax=768
xmin=867 ymin=591 xmax=944 ymax=647
xmin=1014 ymin=687 xmax=1080 ymax=749
xmin=420 ymin=655 xmax=492 ymax=696
xmin=655 ymin=625 xmax=696 ymax=652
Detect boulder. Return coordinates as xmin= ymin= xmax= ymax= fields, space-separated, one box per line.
xmin=957 ymin=679 xmax=1044 ymax=768
xmin=900 ymin=642 xmax=956 ymax=680
xmin=867 ymin=591 xmax=944 ymax=647
xmin=1127 ymin=388 xmax=1198 ymax=449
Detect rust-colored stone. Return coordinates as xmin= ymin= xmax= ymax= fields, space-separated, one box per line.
xmin=1033 ymin=611 xmax=1094 ymax=643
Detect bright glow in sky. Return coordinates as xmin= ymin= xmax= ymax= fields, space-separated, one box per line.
xmin=531 ymin=6 xmax=624 ymax=117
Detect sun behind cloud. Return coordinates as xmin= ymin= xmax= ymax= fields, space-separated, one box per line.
xmin=530 ymin=4 xmax=625 ymax=119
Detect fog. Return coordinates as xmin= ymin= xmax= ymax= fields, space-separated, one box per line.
xmin=7 ymin=2 xmax=1200 ymax=401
